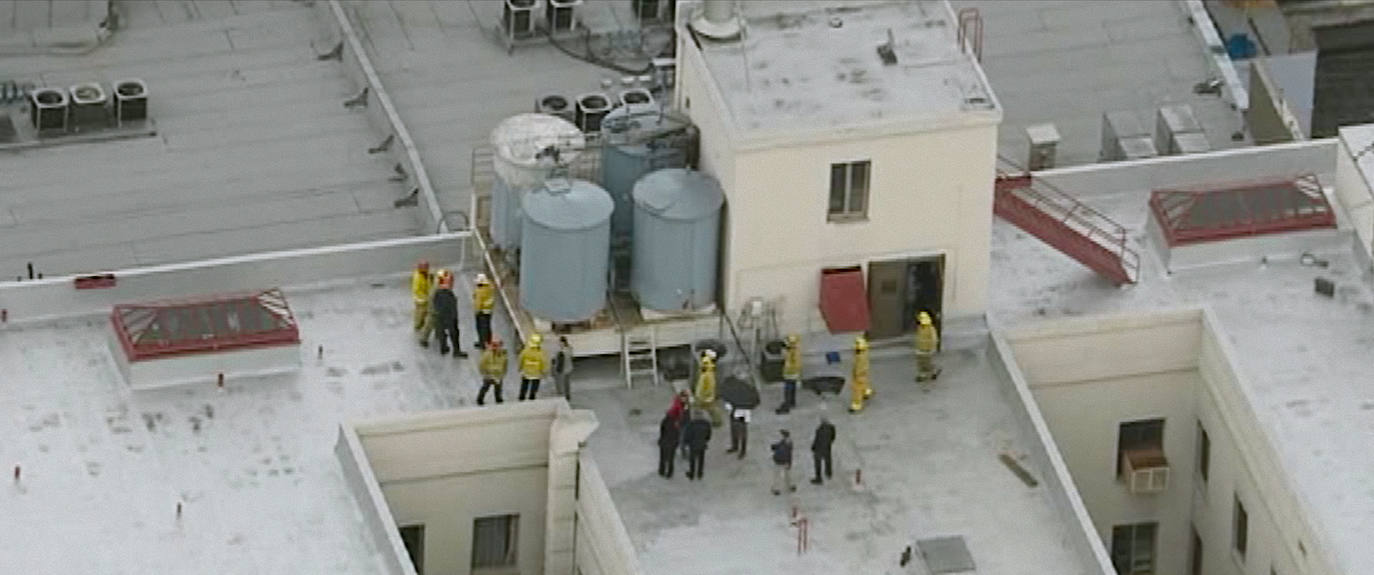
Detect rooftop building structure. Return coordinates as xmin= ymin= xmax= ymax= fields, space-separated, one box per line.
xmin=5 ymin=1 xmax=1374 ymax=575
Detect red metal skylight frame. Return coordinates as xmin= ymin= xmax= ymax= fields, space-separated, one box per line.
xmin=1149 ymin=173 xmax=1335 ymax=247
xmin=111 ymin=288 xmax=300 ymax=362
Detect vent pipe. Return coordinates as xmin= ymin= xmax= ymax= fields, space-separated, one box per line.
xmin=691 ymin=0 xmax=741 ymax=40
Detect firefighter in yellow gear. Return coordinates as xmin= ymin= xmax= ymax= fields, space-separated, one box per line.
xmin=417 ymin=268 xmax=450 ymax=347
xmin=411 ymin=261 xmax=432 ymax=333
xmin=915 ymin=311 xmax=941 ymax=384
xmin=695 ymin=351 xmax=723 ymax=426
xmin=776 ymin=334 xmax=802 ymax=414
xmin=518 ymin=334 xmax=548 ymax=401
xmin=477 ymin=338 xmax=508 ymax=405
xmin=849 ymin=336 xmax=872 ymax=413
xmin=472 ymin=273 xmax=496 ymax=350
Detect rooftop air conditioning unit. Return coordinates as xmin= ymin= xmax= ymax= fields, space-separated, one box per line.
xmin=575 ymin=93 xmax=612 ymax=133
xmin=536 ymin=94 xmax=575 ymax=123
xmin=503 ymin=0 xmax=538 ymax=42
xmin=618 ymin=88 xmax=653 ymax=108
xmin=1101 ymin=111 xmax=1157 ymax=162
xmin=69 ymin=83 xmax=109 ymax=130
xmin=1154 ymin=105 xmax=1209 ymax=154
xmin=1122 ymin=448 xmax=1170 ymax=494
xmin=1025 ymin=123 xmax=1060 ymax=171
xmin=545 ymin=0 xmax=581 ymax=33
xmin=113 ymin=79 xmax=148 ymax=125
xmin=30 ymin=87 xmax=68 ymax=132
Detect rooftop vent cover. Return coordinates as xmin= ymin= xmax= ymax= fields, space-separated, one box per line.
xmin=111 ymin=288 xmax=301 ymax=362
xmin=1149 ymin=173 xmax=1335 ymax=247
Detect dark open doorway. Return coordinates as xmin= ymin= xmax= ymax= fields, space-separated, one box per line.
xmin=866 ymin=255 xmax=944 ymax=340
xmin=398 ymin=524 xmax=425 ymax=574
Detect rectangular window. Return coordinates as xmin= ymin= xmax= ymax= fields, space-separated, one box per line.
xmin=1191 ymin=525 xmax=1204 ymax=575
xmin=472 ymin=514 xmax=520 ymax=570
xmin=1234 ymin=496 xmax=1249 ymax=558
xmin=828 ymin=160 xmax=870 ymax=221
xmin=1110 ymin=522 xmax=1158 ymax=575
xmin=1198 ymin=422 xmax=1211 ymax=482
xmin=399 ymin=524 xmax=425 ymax=575
xmin=1117 ymin=418 xmax=1165 ymax=477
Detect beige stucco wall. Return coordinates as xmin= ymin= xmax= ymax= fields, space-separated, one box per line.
xmin=359 ymin=409 xmax=557 ymax=575
xmin=342 ymin=401 xmax=613 ymax=575
xmin=1014 ymin=311 xmax=1202 ymax=575
xmin=1003 ymin=309 xmax=1337 ymax=575
xmin=724 ymin=125 xmax=997 ymax=334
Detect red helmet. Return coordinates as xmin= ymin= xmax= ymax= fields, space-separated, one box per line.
xmin=417 ymin=260 xmax=430 ymax=272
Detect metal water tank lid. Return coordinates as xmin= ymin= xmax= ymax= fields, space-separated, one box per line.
xmin=490 ymin=113 xmax=584 ymax=189
xmin=632 ymin=169 xmax=724 ymax=221
xmin=524 ymin=178 xmax=614 ymax=230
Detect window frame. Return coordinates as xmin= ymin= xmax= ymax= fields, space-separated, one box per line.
xmin=472 ymin=513 xmax=520 ymax=571
xmin=1116 ymin=418 xmax=1166 ymax=477
xmin=399 ymin=523 xmax=425 ymax=575
xmin=1110 ymin=521 xmax=1158 ymax=575
xmin=1234 ymin=494 xmax=1250 ymax=560
xmin=1191 ymin=524 xmax=1204 ymax=575
xmin=1197 ymin=422 xmax=1211 ymax=483
xmin=827 ymin=160 xmax=871 ymax=222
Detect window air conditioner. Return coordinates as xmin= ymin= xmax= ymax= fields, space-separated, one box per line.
xmin=1123 ymin=448 xmax=1170 ymax=494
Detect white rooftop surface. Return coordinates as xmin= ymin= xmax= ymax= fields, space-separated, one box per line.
xmin=0 ymin=0 xmax=416 ymax=280
xmin=337 ymin=0 xmax=668 ymax=228
xmin=697 ymin=0 xmax=997 ymax=134
xmin=0 ymin=276 xmax=517 ymax=574
xmin=988 ymin=182 xmax=1374 ymax=573
xmin=581 ymin=353 xmax=1101 ymax=574
xmin=0 ymin=0 xmax=105 ymax=34
xmin=953 ymin=0 xmax=1249 ymax=166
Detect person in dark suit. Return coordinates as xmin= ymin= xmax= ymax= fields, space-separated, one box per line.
xmin=810 ymin=415 xmax=837 ymax=485
xmin=657 ymin=411 xmax=681 ymax=478
xmin=683 ymin=411 xmax=712 ymax=480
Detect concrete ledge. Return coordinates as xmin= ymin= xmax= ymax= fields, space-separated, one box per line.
xmin=1035 ymin=139 xmax=1338 ymax=198
xmin=0 ymin=233 xmax=472 ymax=325
xmin=335 ymin=425 xmax=419 ymax=575
xmin=108 ymin=328 xmax=301 ymax=390
xmin=1179 ymin=0 xmax=1248 ymax=111
xmin=1149 ymin=217 xmax=1352 ymax=273
xmin=986 ymin=332 xmax=1117 ymax=575
xmin=314 ymin=0 xmax=448 ymax=234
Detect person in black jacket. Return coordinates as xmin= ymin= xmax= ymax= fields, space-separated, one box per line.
xmin=657 ymin=411 xmax=680 ymax=478
xmin=431 ymin=272 xmax=467 ymax=358
xmin=771 ymin=429 xmax=795 ymax=495
xmin=810 ymin=415 xmax=837 ymax=485
xmin=683 ymin=412 xmax=712 ymax=480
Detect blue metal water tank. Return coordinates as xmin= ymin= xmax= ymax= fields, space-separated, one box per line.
xmin=490 ymin=114 xmax=584 ymax=251
xmin=520 ymin=179 xmax=614 ymax=322
xmin=631 ymin=169 xmax=724 ymax=312
xmin=600 ymin=105 xmax=690 ymax=243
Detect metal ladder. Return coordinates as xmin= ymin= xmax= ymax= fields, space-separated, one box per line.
xmin=623 ymin=328 xmax=659 ymax=389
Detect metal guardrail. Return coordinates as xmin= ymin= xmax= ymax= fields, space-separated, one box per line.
xmin=996 ymin=155 xmax=1140 ymax=284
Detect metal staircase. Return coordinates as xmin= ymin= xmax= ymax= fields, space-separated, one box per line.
xmin=622 ymin=328 xmax=659 ymax=389
xmin=994 ymin=161 xmax=1139 ymax=285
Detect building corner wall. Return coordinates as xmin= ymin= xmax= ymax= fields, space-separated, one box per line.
xmin=1334 ymin=132 xmax=1374 ymax=269
xmin=986 ymin=331 xmax=1118 ymax=575
xmin=546 ymin=405 xmax=599 ymax=574
xmin=333 ymin=425 xmax=419 ymax=575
